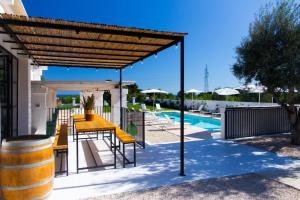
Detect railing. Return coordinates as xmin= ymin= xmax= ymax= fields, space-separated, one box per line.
xmin=46 ymin=106 xmax=145 ymax=148
xmin=224 ymin=107 xmax=291 ymax=139
xmin=121 ymin=108 xmax=145 ymax=148
xmin=46 ymin=106 xmax=111 ymax=136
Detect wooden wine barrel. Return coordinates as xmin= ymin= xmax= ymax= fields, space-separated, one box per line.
xmin=0 ymin=135 xmax=54 ymax=200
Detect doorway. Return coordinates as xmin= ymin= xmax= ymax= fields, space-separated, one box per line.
xmin=0 ymin=46 xmax=18 ymax=140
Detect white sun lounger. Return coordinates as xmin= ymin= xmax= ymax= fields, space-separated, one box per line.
xmin=190 ymin=105 xmax=212 ymax=115
xmin=189 ymin=105 xmax=204 ymax=112
xmin=145 ymin=112 xmax=170 ymax=125
xmin=141 ymin=103 xmax=150 ymax=112
xmin=149 ymin=114 xmax=191 ymax=131
xmin=155 ymin=103 xmax=162 ymax=111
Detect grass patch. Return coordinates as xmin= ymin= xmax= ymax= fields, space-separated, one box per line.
xmin=58 ymin=105 xmax=80 ymax=109
xmin=128 ymin=104 xmax=174 ymax=111
xmin=103 ymin=106 xmax=111 ymax=113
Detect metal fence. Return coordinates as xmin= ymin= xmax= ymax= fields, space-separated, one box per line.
xmin=121 ymin=108 xmax=145 ymax=148
xmin=46 ymin=106 xmax=145 ymax=148
xmin=46 ymin=106 xmax=112 ymax=136
xmin=224 ymin=107 xmax=291 ymax=139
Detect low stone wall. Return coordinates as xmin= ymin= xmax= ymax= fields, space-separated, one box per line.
xmin=148 ymin=99 xmax=277 ymax=111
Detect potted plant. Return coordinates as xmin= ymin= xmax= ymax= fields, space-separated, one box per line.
xmin=81 ymin=94 xmax=95 ymax=121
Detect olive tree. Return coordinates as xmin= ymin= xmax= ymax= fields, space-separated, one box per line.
xmin=233 ymin=0 xmax=300 ymax=144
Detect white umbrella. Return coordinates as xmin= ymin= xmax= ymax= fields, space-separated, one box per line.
xmin=239 ymin=84 xmax=266 ymax=103
xmin=141 ymin=89 xmax=168 ymax=108
xmin=215 ymin=88 xmax=240 ymax=96
xmin=186 ymin=89 xmax=202 ymax=110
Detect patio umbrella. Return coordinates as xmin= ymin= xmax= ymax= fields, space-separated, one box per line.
xmin=186 ymin=89 xmax=202 ymax=110
xmin=215 ymin=88 xmax=239 ymax=101
xmin=238 ymin=84 xmax=266 ymax=103
xmin=141 ymin=89 xmax=168 ymax=108
xmin=215 ymin=88 xmax=240 ymax=96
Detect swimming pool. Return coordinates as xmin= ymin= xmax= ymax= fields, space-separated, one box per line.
xmin=157 ymin=112 xmax=221 ymax=132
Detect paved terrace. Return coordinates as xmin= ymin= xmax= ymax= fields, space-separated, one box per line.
xmin=50 ymin=136 xmax=300 ymax=200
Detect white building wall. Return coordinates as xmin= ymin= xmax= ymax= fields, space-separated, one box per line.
xmin=0 ymin=0 xmax=27 ymax=15
xmin=31 ymin=66 xmax=48 ymax=81
xmin=0 ymin=0 xmax=32 ymax=135
xmin=31 ymin=85 xmax=48 ymax=135
xmin=80 ymin=91 xmax=104 ymax=108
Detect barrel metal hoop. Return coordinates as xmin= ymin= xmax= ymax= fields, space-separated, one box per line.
xmin=0 ymin=143 xmax=53 ymax=154
xmin=1 ymin=138 xmax=51 ymax=148
xmin=0 ymin=157 xmax=54 ymax=169
xmin=0 ymin=177 xmax=53 ymax=191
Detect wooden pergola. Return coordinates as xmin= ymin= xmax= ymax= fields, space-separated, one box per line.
xmin=0 ymin=14 xmax=187 ymax=176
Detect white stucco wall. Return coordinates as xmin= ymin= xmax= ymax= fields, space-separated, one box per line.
xmin=31 ymin=85 xmax=48 ymax=135
xmin=0 ymin=0 xmax=27 ymax=15
xmin=31 ymin=66 xmax=48 ymax=81
xmin=0 ymin=0 xmax=32 ymax=135
xmin=80 ymin=91 xmax=104 ymax=108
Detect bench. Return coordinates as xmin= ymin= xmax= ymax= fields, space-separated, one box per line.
xmin=115 ymin=127 xmax=136 ymax=168
xmin=53 ymin=124 xmax=68 ymax=176
xmin=93 ymin=114 xmax=136 ymax=168
xmin=72 ymin=114 xmax=86 ymax=141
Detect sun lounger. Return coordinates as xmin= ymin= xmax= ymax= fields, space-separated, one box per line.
xmin=212 ymin=112 xmax=221 ymax=117
xmin=155 ymin=103 xmax=162 ymax=111
xmin=189 ymin=105 xmax=204 ymax=112
xmin=149 ymin=114 xmax=191 ymax=131
xmin=145 ymin=113 xmax=170 ymax=125
xmin=189 ymin=105 xmax=211 ymax=115
xmin=141 ymin=103 xmax=150 ymax=112
xmin=211 ymin=108 xmax=221 ymax=117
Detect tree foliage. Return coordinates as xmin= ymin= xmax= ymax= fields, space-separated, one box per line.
xmin=233 ymin=0 xmax=300 ymax=105
xmin=233 ymin=0 xmax=300 ymax=144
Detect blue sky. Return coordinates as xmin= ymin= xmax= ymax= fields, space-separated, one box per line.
xmin=23 ymin=0 xmax=273 ymax=94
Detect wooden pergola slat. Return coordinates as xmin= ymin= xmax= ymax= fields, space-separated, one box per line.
xmin=0 ymin=14 xmax=186 ymax=68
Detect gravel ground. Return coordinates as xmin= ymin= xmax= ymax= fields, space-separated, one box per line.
xmin=237 ymin=134 xmax=300 ymax=159
xmin=84 ymin=173 xmax=300 ymax=200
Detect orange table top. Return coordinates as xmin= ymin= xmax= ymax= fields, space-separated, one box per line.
xmin=73 ymin=114 xmax=85 ymax=122
xmin=75 ymin=119 xmax=116 ymax=133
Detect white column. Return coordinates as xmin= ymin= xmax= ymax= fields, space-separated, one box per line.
xmin=31 ymin=84 xmax=48 ymax=135
xmin=18 ymin=58 xmax=31 ymax=135
xmin=46 ymin=88 xmax=57 ymax=108
xmin=94 ymin=91 xmax=104 ymax=107
xmin=110 ymin=88 xmax=128 ymax=126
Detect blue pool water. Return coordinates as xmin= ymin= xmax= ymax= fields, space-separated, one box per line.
xmin=157 ymin=112 xmax=221 ymax=132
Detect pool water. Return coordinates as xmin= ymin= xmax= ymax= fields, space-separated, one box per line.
xmin=157 ymin=112 xmax=221 ymax=132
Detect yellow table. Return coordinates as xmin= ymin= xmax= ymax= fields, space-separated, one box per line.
xmin=72 ymin=114 xmax=86 ymax=141
xmin=74 ymin=119 xmax=117 ymax=173
xmin=73 ymin=114 xmax=85 ymax=122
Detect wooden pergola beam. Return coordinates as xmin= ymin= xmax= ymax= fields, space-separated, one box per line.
xmin=0 ymin=18 xmax=184 ymax=40
xmin=2 ymin=37 xmax=164 ymax=47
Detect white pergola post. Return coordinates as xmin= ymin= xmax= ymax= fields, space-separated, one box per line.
xmin=94 ymin=91 xmax=104 ymax=107
xmin=110 ymin=88 xmax=128 ymax=126
xmin=46 ymin=88 xmax=57 ymax=108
